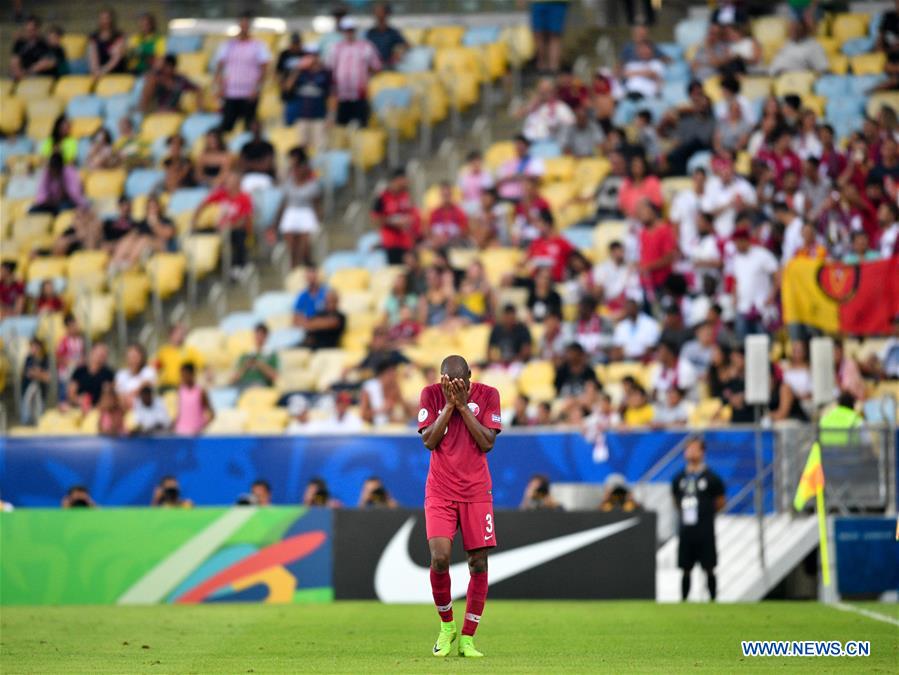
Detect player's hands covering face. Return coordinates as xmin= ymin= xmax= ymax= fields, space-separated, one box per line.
xmin=450 ymin=378 xmax=468 ymax=408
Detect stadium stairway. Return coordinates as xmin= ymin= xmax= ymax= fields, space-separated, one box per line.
xmin=656 ymin=514 xmax=820 ymax=602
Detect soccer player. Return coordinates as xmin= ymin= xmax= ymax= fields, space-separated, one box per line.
xmin=418 ymin=355 xmax=502 ymax=658
xmin=672 ymin=436 xmax=725 ymax=601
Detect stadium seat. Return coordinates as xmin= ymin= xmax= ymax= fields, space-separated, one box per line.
xmin=832 ymin=13 xmax=869 ymax=45
xmin=848 ymin=74 xmax=886 ymax=96
xmin=182 ymin=234 xmax=221 ymax=279
xmin=740 ymin=76 xmax=773 ymax=101
xmin=0 ymin=97 xmax=24 ymax=134
xmin=26 ymin=256 xmax=67 ymax=282
xmin=397 ymin=46 xmax=434 ymax=73
xmin=322 ymin=251 xmax=362 ymax=277
xmin=14 ymin=77 xmax=54 ymax=101
xmin=350 ymin=128 xmax=386 ymax=170
xmin=205 ymin=408 xmax=248 ymax=434
xmin=774 ymin=71 xmax=816 ymax=97
xmin=123 ymin=169 xmax=164 ymax=199
xmin=208 ymin=386 xmax=240 ymax=412
xmin=477 ymin=369 xmax=519 ymax=407
xmin=85 ymin=168 xmax=127 ymax=200
xmin=814 ymin=74 xmax=849 ymax=98
xmin=314 ymin=150 xmax=351 ymax=189
xmin=244 ymin=407 xmax=289 ymax=433
xmin=479 ymin=247 xmax=523 ymax=287
xmin=592 ymin=221 xmax=628 ymax=263
xmin=146 ymin=253 xmax=187 ymax=300
xmin=140 ymin=112 xmax=184 ymax=142
xmin=237 ymin=386 xmax=281 ymax=412
xmin=25 ymin=111 xmax=59 ymax=141
xmin=267 ymin=327 xmax=304 ymax=352
xmin=185 ymin=327 xmax=230 ymax=369
xmin=12 ymin=213 xmax=52 ymax=244
xmin=252 ymin=291 xmax=296 ymax=320
xmin=674 ymin=18 xmax=707 ymax=50
xmin=868 ymin=91 xmax=899 ymax=118
xmin=73 ymin=292 xmax=115 ymax=339
xmin=53 ymin=75 xmax=93 ymax=102
xmin=166 ymin=33 xmax=205 ymax=55
xmin=70 ymin=116 xmax=103 ymax=139
xmin=168 ymin=187 xmax=209 ymax=215
xmin=251 ymin=186 xmax=285 ymax=231
xmin=5 ymin=174 xmax=40 ymax=201
xmin=456 ymin=324 xmax=492 ymax=364
xmin=110 ymin=271 xmax=150 ymax=319
xmin=518 ymin=359 xmax=556 ymax=402
xmin=484 ymin=141 xmax=517 ymax=172
xmin=95 ymin=74 xmax=135 ymax=97
xmin=102 ymin=93 xmax=132 ymax=122
xmin=329 ymin=267 xmax=371 ymax=293
xmin=180 ymin=112 xmax=222 ymax=146
xmin=0 ymin=315 xmax=39 ymax=341
xmin=36 ymin=408 xmax=83 ymax=434
xmin=177 ymin=52 xmax=209 ymax=80
xmin=427 ymin=26 xmax=465 ymax=49
xmin=850 ymin=52 xmax=886 ymax=76
xmin=219 ymin=311 xmax=259 ymax=335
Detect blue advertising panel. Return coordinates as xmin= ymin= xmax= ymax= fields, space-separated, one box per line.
xmin=834 ymin=517 xmax=899 ymax=596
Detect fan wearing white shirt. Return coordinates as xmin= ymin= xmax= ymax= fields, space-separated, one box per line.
xmin=622 ymin=42 xmax=664 ymax=99
xmin=776 ymin=201 xmax=805 ymax=263
xmin=685 ymin=212 xmax=722 ymax=290
xmin=611 ymin=298 xmax=662 ymax=361
xmin=700 ymin=155 xmax=757 ymax=238
xmin=520 ymin=78 xmax=576 ymax=143
xmin=592 ymin=240 xmax=641 ymax=312
xmin=878 ymin=201 xmax=899 ymax=258
xmin=114 ymin=344 xmax=157 ymax=408
xmin=670 ymin=167 xmax=707 ymax=253
xmin=131 ymin=386 xmax=172 ymax=435
xmin=731 ymin=226 xmax=780 ymax=339
xmin=712 ymin=76 xmax=757 ymax=127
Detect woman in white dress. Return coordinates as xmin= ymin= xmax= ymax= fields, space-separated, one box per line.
xmin=275 ymin=147 xmax=322 ymax=268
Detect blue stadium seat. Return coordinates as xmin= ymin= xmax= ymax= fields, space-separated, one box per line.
xmin=863 ymin=396 xmax=896 ymax=425
xmin=322 ymin=250 xmax=363 ymax=277
xmin=5 ymin=174 xmax=40 ymax=200
xmin=0 ymin=137 xmax=34 ymax=167
xmin=529 ymin=140 xmax=561 ymax=159
xmin=180 ymin=113 xmax=223 ymax=147
xmin=68 ymin=58 xmax=90 ymax=75
xmin=251 ymin=187 xmax=285 ymax=231
xmin=396 ymin=46 xmax=433 ymax=73
xmin=125 ymin=169 xmax=165 ymax=199
xmin=128 ymin=77 xmax=146 ymax=107
xmin=0 ymin=316 xmax=39 ymax=341
xmin=66 ymin=95 xmax=103 ymax=119
xmin=356 ymin=230 xmax=381 ymax=254
xmin=228 ymin=130 xmax=254 ymax=154
xmin=848 ymin=74 xmax=886 ymax=96
xmin=462 ymin=26 xmax=501 ymax=46
xmin=165 ymin=34 xmax=204 ymax=55
xmin=208 ymin=386 xmax=239 ymax=412
xmin=167 ymin=187 xmax=210 ymax=215
xmin=102 ymin=93 xmax=132 ymax=121
xmin=266 ymin=327 xmax=304 ymax=352
xmin=252 ymin=291 xmax=297 ymax=319
xmin=841 ymin=36 xmax=876 ymax=56
xmin=868 ymin=12 xmax=883 ymax=39
xmin=814 ymin=74 xmax=850 ymax=98
xmin=372 ymin=87 xmax=413 ymax=116
xmin=657 ymin=42 xmax=685 ymax=61
xmin=636 ymin=98 xmax=668 ymax=124
xmin=664 ymin=60 xmax=692 ymax=82
xmin=562 ymin=227 xmax=593 ymax=251
xmin=26 ymin=277 xmax=66 ymax=297
xmin=662 ymin=81 xmax=689 ymax=107
xmin=219 ymin=311 xmax=260 ymax=335
xmin=830 ymin=116 xmax=862 ymax=141
xmin=674 ymin=18 xmax=707 ymax=50
xmin=825 ymin=98 xmax=865 ymax=121
xmin=76 ymin=137 xmax=92 ymax=165
xmin=313 ymin=150 xmax=351 ymax=189
xmin=363 ymin=249 xmax=388 ymax=271
xmin=612 ymin=98 xmax=638 ymax=126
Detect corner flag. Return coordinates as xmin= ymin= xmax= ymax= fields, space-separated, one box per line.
xmin=793 ymin=442 xmax=830 ymax=586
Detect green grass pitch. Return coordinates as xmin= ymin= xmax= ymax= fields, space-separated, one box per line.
xmin=2 ymin=601 xmax=897 ymax=673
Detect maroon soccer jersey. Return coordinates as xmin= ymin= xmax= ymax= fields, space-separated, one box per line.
xmin=418 ymin=381 xmax=502 ymax=503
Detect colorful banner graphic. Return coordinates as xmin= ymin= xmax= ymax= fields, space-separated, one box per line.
xmin=781 ymin=256 xmax=899 ymax=335
xmin=0 ymin=507 xmax=333 ymax=606
xmin=0 ymin=431 xmax=773 ymax=511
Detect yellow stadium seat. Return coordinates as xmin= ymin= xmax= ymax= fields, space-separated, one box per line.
xmin=403 ymin=27 xmax=427 ymax=45
xmin=140 ymin=112 xmax=184 ymax=143
xmin=435 ymin=46 xmax=484 ymax=81
xmin=14 ymin=77 xmax=54 ymax=101
xmin=66 ymin=251 xmax=109 ymax=282
xmin=26 ymin=256 xmax=67 ymax=282
xmin=85 ymin=168 xmax=127 ymax=200
xmin=689 ymin=398 xmax=729 ymax=428
xmin=440 ymin=70 xmax=480 ymax=110
xmin=37 ymin=409 xmax=83 ymax=434
xmin=427 ymin=25 xmax=465 ymax=49
xmin=369 ymin=265 xmax=404 ymax=295
xmin=801 ymin=93 xmax=826 ymax=116
xmin=341 ymin=325 xmax=375 ymax=351
xmin=541 ymin=181 xmax=578 ymax=225
xmin=80 ymin=408 xmax=100 ymax=434
xmin=828 ymin=53 xmax=849 ymax=75
xmin=183 ymin=234 xmax=221 ymax=279
xmin=329 ymin=267 xmax=370 ymax=293
xmin=501 ymin=24 xmax=535 ymax=66
xmin=95 ymin=74 xmax=136 ymax=97
xmin=477 ymin=42 xmax=508 ymax=81
xmin=60 ymin=33 xmax=88 ymax=60
xmin=593 ymin=220 xmax=628 ymax=263
xmin=237 ymin=386 xmax=281 ymax=411
xmin=283 ymin=266 xmax=310 ymax=294
xmin=69 ymin=116 xmax=103 ymax=139
xmin=405 ymin=71 xmax=448 ymax=124
xmin=0 ymin=78 xmax=12 ymax=99
xmin=456 ymin=324 xmax=492 ymax=364
xmin=146 ymin=252 xmax=187 ymax=299
xmin=574 ymin=157 xmax=611 ymax=195
xmin=51 ymin=210 xmax=75 ymax=237
xmin=278 ymin=347 xmax=311 ymax=370
xmin=310 ymin=348 xmax=352 ymax=390
xmin=350 ymin=128 xmax=386 ymax=170
xmin=660 ymin=177 xmax=693 ymax=208
xmin=0 ymin=96 xmax=23 ymax=134
xmin=703 ymin=75 xmax=723 ymax=103
xmin=12 ymin=213 xmax=52 ymax=244
xmin=740 ymin=76 xmax=773 ymax=100
xmin=257 ymin=90 xmax=284 ymax=123
xmin=205 ymin=408 xmax=248 ymax=435
xmin=368 ymin=72 xmax=410 ymax=99
xmin=36 ymin=311 xmax=66 ymax=349
xmin=774 ymin=70 xmax=817 ymax=97
xmin=868 ymin=91 xmax=899 ymax=118
xmin=480 ymin=247 xmax=523 ymax=286
xmin=850 ymin=52 xmax=886 ymax=76
xmin=518 ymin=361 xmax=556 ymax=402
xmin=447 ymin=247 xmax=479 ymax=271
xmin=268 ymin=125 xmax=303 ymax=156
xmin=422 ymin=184 xmax=462 ymax=215
xmin=831 ymin=13 xmax=868 ymax=45
xmin=816 ymin=37 xmax=840 ymax=56
xmin=185 ymin=327 xmax=230 ymax=369
xmin=26 ymin=112 xmax=57 ymax=141
xmin=26 ymin=97 xmax=64 ymax=122
xmin=477 ymin=369 xmax=519 ymax=406
xmin=111 ymin=271 xmax=150 ymax=319
xmin=338 ymin=290 xmax=374 ymax=315
xmin=484 ymin=141 xmax=517 ymax=172
xmin=603 ymin=361 xmax=651 ymax=388
xmin=177 ymin=52 xmax=209 ymax=79
xmin=542 ymin=156 xmax=576 ymax=184
xmin=245 ymin=407 xmax=289 ymax=433
xmin=73 ymin=292 xmax=115 ymax=339
xmin=52 ymin=75 xmax=93 ymax=102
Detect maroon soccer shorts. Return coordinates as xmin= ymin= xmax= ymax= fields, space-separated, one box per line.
xmin=425 ymin=497 xmax=497 ymax=551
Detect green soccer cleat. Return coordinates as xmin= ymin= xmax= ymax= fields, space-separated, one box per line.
xmin=432 ymin=622 xmax=457 ymax=657
xmin=458 ymin=635 xmax=484 ymax=658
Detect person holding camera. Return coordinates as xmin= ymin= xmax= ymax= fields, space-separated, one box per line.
xmin=151 ymin=476 xmax=193 ymax=508
xmin=520 ymin=474 xmax=563 ymax=510
xmin=357 ymin=476 xmax=398 ymax=509
xmin=302 ymin=478 xmax=341 ymax=508
xmin=61 ymin=485 xmax=97 ymax=508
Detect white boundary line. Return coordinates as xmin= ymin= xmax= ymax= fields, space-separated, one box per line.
xmin=830 ymin=602 xmax=899 ymax=628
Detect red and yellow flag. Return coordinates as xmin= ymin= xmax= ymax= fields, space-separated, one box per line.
xmin=781 ymin=256 xmax=899 ymax=335
xmin=794 ymin=442 xmax=825 ymax=511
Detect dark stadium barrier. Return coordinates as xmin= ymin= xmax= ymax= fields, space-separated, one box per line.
xmin=0 ymin=507 xmax=654 ymax=605
xmin=0 ymin=430 xmax=772 ymax=508
xmin=333 ymin=509 xmax=656 ymax=601
xmin=834 ymin=517 xmax=899 ymax=596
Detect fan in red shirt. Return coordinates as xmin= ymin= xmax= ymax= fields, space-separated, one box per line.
xmin=372 ymin=169 xmax=421 ymax=265
xmin=425 ymin=182 xmax=469 ymax=248
xmin=192 ymin=172 xmax=253 ymax=269
xmin=755 ymin=128 xmax=802 ymax=188
xmin=513 ymin=177 xmax=551 ymax=246
xmin=526 ymin=209 xmax=574 ymax=281
xmin=0 ymin=261 xmax=25 ymax=318
xmin=419 ymin=355 xmax=501 ymax=658
xmin=636 ymin=198 xmax=677 ymax=296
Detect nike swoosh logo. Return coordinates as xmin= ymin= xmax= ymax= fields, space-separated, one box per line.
xmin=374 ymin=516 xmax=640 ymax=602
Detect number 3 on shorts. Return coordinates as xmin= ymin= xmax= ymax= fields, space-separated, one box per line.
xmin=485 ymin=513 xmax=493 ymax=534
